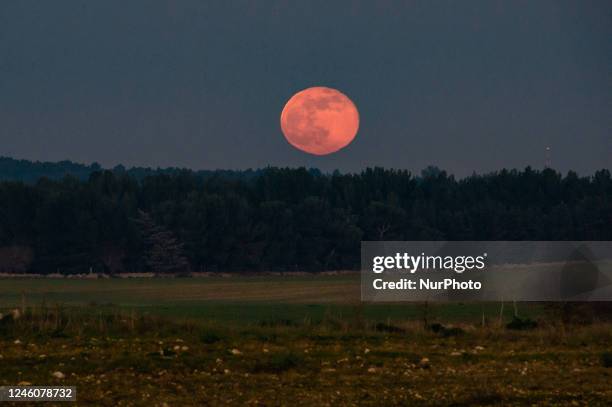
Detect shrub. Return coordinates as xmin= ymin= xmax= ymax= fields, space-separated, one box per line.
xmin=200 ymin=331 xmax=222 ymax=344
xmin=251 ymin=351 xmax=303 ymax=373
xmin=601 ymin=352 xmax=612 ymax=368
xmin=429 ymin=323 xmax=464 ymax=337
xmin=259 ymin=319 xmax=294 ymax=327
xmin=374 ymin=322 xmax=405 ymax=334
xmin=506 ymin=316 xmax=538 ymax=330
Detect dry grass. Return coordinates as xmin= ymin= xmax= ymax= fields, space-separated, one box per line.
xmin=0 ymin=306 xmax=611 ymax=406
xmin=0 ymin=275 xmax=361 ymax=305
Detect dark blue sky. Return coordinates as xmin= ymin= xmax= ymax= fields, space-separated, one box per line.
xmin=1 ymin=1 xmax=610 ymax=176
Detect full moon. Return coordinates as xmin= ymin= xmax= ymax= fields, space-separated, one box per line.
xmin=280 ymin=87 xmax=359 ymax=155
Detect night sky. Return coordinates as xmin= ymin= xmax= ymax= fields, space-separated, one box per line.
xmin=1 ymin=1 xmax=610 ymax=176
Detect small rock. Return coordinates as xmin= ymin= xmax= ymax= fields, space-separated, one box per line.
xmin=450 ymin=351 xmax=462 ymax=356
xmin=181 ymin=346 xmax=189 ymax=351
xmin=367 ymin=367 xmax=377 ymax=373
xmin=364 ymin=348 xmax=370 ymax=354
xmin=474 ymin=345 xmax=485 ymax=351
xmin=14 ymin=339 xmax=22 ymax=345
xmin=230 ymin=348 xmax=242 ymax=355
xmin=52 ymin=371 xmax=65 ymax=379
xmin=419 ymin=357 xmax=430 ymax=368
xmin=10 ymin=309 xmax=21 ymax=320
xmin=17 ymin=381 xmax=31 ymax=386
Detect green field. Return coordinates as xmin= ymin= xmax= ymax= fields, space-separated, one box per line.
xmin=1 ymin=276 xmax=611 ymax=405
xmin=0 ymin=275 xmax=542 ymax=324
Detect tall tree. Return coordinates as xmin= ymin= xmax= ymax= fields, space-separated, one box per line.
xmin=134 ymin=210 xmax=190 ymax=274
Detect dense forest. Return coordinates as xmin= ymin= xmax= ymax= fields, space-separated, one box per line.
xmin=0 ymin=159 xmax=611 ymax=274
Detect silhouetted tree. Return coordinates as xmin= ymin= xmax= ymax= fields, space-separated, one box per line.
xmin=134 ymin=210 xmax=190 ymax=274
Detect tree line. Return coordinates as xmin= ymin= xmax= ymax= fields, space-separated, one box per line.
xmin=0 ymin=156 xmax=259 ymax=184
xmin=0 ymin=165 xmax=610 ymax=274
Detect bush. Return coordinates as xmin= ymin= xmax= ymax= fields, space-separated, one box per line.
xmin=259 ymin=319 xmax=295 ymax=327
xmin=251 ymin=351 xmax=303 ymax=373
xmin=506 ymin=316 xmax=538 ymax=331
xmin=200 ymin=331 xmax=222 ymax=344
xmin=374 ymin=322 xmax=405 ymax=334
xmin=429 ymin=323 xmax=464 ymax=337
xmin=601 ymin=352 xmax=612 ymax=368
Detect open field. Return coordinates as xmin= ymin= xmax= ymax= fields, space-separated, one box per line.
xmin=0 ymin=275 xmax=362 ymax=305
xmin=0 ymin=276 xmax=611 ymax=405
xmin=0 ymin=275 xmax=544 ymax=324
xmin=0 ymin=309 xmax=611 ymax=406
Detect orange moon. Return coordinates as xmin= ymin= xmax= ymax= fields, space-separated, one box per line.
xmin=280 ymin=87 xmax=359 ymax=155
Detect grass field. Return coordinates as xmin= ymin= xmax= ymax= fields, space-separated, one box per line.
xmin=0 ymin=276 xmax=611 ymax=406
xmin=0 ymin=275 xmax=543 ymax=324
